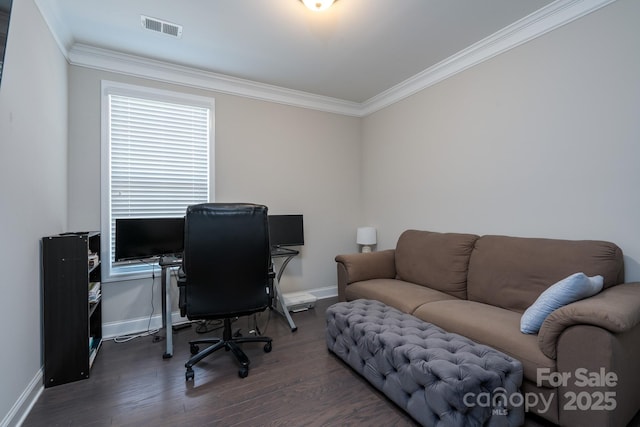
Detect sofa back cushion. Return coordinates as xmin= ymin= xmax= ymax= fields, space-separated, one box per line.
xmin=467 ymin=235 xmax=624 ymax=313
xmin=395 ymin=230 xmax=479 ymax=299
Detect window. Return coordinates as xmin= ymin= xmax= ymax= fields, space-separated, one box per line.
xmin=101 ymin=81 xmax=214 ymax=281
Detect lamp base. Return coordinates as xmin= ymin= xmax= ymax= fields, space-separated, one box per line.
xmin=361 ymin=245 xmax=372 ymax=253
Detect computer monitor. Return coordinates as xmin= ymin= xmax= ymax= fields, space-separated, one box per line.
xmin=115 ymin=217 xmax=184 ymax=261
xmin=268 ymin=215 xmax=304 ymax=247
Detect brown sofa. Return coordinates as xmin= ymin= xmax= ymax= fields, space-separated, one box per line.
xmin=335 ymin=230 xmax=640 ymax=427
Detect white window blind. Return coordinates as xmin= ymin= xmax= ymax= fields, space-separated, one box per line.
xmin=102 ymin=82 xmax=213 ymax=280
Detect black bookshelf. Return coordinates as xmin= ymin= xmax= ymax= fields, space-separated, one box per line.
xmin=42 ymin=232 xmax=102 ymax=387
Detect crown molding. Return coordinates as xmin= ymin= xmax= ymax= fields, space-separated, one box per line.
xmin=360 ymin=0 xmax=617 ymax=115
xmin=37 ymin=0 xmax=616 ymax=118
xmin=68 ymin=44 xmax=363 ymax=117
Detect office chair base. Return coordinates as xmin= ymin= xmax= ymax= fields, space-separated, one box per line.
xmin=185 ymin=318 xmax=272 ymax=380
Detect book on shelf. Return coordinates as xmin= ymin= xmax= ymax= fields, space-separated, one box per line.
xmin=89 ymin=338 xmax=101 ymax=368
xmin=89 ymin=281 xmax=101 ymax=303
xmin=89 ymin=291 xmax=101 ymax=303
xmin=88 ymin=252 xmax=99 ymax=268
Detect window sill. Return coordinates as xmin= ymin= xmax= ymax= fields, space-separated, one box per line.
xmin=102 ymin=261 xmax=162 ymax=283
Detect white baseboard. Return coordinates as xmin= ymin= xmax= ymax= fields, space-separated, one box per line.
xmin=102 ymin=311 xmax=188 ymax=340
xmin=102 ymin=285 xmax=338 ymax=339
xmin=1 ymin=369 xmax=43 ymax=427
xmin=304 ymin=285 xmax=338 ymax=300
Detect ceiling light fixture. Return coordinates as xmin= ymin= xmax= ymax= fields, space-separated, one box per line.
xmin=301 ymin=0 xmax=336 ymax=12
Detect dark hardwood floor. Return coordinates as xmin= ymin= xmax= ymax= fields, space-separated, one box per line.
xmin=24 ymin=297 xmax=417 ymax=426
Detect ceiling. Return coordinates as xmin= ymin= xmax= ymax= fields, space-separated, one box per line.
xmin=39 ymin=0 xmax=556 ymax=104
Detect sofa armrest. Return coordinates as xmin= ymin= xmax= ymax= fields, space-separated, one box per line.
xmin=538 ymin=282 xmax=640 ymax=359
xmin=555 ymin=324 xmax=640 ymax=427
xmin=335 ymin=250 xmax=396 ymax=301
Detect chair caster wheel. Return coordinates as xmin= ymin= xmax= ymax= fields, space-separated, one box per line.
xmin=185 ymin=368 xmax=194 ymax=381
xmin=238 ymin=367 xmax=249 ymax=378
xmin=263 ymin=342 xmax=272 ymax=353
xmin=190 ymin=344 xmax=199 ymax=355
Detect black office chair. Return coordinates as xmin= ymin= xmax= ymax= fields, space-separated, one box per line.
xmin=179 ymin=203 xmax=274 ymax=380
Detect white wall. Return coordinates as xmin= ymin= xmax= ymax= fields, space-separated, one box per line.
xmin=67 ymin=66 xmax=361 ymax=328
xmin=3 ymin=0 xmax=639 ymax=422
xmin=361 ymin=0 xmax=640 ymax=281
xmin=0 ymin=0 xmax=68 ymax=423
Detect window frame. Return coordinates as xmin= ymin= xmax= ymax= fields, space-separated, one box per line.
xmin=100 ymin=80 xmax=215 ymax=282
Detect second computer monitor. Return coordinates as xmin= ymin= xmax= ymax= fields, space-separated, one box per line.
xmin=268 ymin=215 xmax=304 ymax=247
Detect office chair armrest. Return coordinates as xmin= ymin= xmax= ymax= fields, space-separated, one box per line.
xmin=178 ymin=267 xmax=187 ymax=317
xmin=177 ymin=267 xmax=186 ymax=285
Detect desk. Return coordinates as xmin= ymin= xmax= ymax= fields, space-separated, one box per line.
xmin=159 ymin=255 xmax=182 ymax=359
xmin=270 ymin=247 xmax=300 ymax=332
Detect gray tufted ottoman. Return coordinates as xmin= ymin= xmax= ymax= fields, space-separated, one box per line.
xmin=326 ymin=299 xmax=524 ymax=427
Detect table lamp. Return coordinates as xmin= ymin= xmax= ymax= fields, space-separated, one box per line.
xmin=357 ymin=227 xmax=377 ymax=253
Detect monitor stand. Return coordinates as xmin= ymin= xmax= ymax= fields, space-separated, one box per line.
xmin=271 ymin=247 xmax=299 ymax=332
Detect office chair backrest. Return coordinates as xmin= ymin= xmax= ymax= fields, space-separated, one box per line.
xmin=183 ymin=203 xmax=272 ymax=319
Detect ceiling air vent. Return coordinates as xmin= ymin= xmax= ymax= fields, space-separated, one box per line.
xmin=141 ymin=15 xmax=183 ymax=38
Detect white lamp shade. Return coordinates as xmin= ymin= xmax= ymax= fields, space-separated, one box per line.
xmin=356 ymin=227 xmax=377 ymax=245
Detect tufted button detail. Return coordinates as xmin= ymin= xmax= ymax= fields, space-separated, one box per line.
xmin=326 ymin=299 xmax=524 ymax=427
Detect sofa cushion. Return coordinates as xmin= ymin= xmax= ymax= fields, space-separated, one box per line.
xmin=345 ymin=278 xmax=460 ymax=314
xmin=395 ymin=230 xmax=479 ymax=299
xmin=413 ymin=300 xmax=555 ymax=382
xmin=467 ymin=235 xmax=624 ymax=313
xmin=520 ymin=272 xmax=603 ymax=334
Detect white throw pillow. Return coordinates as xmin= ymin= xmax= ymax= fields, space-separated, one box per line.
xmin=520 ymin=272 xmax=603 ymax=334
